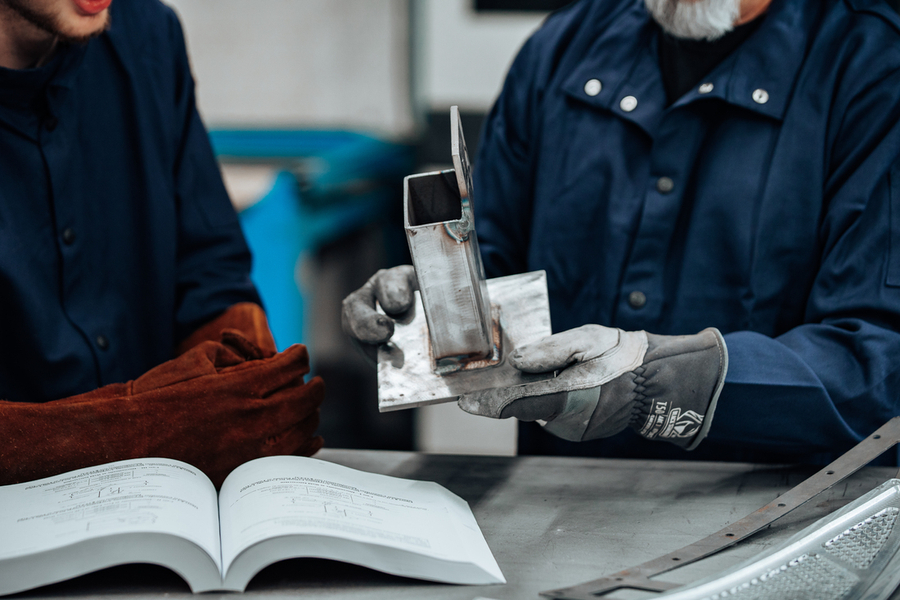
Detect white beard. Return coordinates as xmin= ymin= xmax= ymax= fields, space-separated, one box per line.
xmin=644 ymin=0 xmax=742 ymax=41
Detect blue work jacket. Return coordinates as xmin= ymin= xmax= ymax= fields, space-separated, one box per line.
xmin=474 ymin=0 xmax=900 ymax=462
xmin=0 ymin=0 xmax=259 ymax=402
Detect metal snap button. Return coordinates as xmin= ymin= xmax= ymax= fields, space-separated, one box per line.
xmin=628 ymin=291 xmax=647 ymax=309
xmin=752 ymin=89 xmax=769 ymax=104
xmin=62 ymin=228 xmax=76 ymax=245
xmin=620 ymin=96 xmax=638 ymax=112
xmin=584 ymin=79 xmax=602 ymax=97
xmin=96 ymin=335 xmax=110 ymax=350
xmin=656 ymin=177 xmax=674 ymax=194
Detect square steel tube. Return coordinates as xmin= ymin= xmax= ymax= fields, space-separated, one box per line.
xmin=403 ymin=169 xmax=493 ymax=367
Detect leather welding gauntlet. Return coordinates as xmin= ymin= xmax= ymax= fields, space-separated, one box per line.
xmin=458 ymin=325 xmax=728 ymax=450
xmin=0 ymin=330 xmax=324 ymax=487
xmin=177 ymin=301 xmax=278 ymax=357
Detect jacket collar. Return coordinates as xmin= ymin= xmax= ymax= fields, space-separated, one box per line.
xmin=0 ymin=42 xmax=87 ymax=139
xmin=560 ymin=0 xmax=823 ymax=137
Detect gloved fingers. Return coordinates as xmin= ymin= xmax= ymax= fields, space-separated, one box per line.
xmin=295 ymin=434 xmax=325 ymax=457
xmin=373 ymin=265 xmax=417 ymax=314
xmin=498 ymin=392 xmax=568 ymax=421
xmin=219 ymin=329 xmax=267 ymax=361
xmin=258 ymin=375 xmax=326 ymax=426
xmin=132 ymin=340 xmax=238 ymax=394
xmin=458 ymin=389 xmax=566 ymax=420
xmin=217 ymin=343 xmax=312 ymax=392
xmin=509 ymin=324 xmax=620 ymax=373
xmin=261 ymin=410 xmax=322 ymax=456
xmin=176 ymin=302 xmax=277 ymax=358
xmin=341 ymin=265 xmax=417 ymax=345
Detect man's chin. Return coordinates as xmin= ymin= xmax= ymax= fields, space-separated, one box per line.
xmin=57 ymin=11 xmax=110 ymax=45
xmin=0 ymin=0 xmax=110 ymax=45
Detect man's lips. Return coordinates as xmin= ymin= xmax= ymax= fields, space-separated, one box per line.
xmin=72 ymin=0 xmax=112 ymax=16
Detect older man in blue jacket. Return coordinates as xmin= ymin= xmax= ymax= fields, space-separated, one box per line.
xmin=344 ymin=0 xmax=900 ymax=464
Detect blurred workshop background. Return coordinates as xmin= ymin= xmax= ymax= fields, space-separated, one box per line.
xmin=163 ymin=0 xmax=572 ymax=456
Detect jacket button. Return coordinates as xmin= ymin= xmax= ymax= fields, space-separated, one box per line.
xmin=620 ymin=95 xmax=638 ymax=112
xmin=96 ymin=335 xmax=110 ymax=350
xmin=752 ymin=89 xmax=769 ymax=104
xmin=698 ymin=82 xmax=714 ymax=94
xmin=62 ymin=228 xmax=76 ymax=245
xmin=656 ymin=177 xmax=674 ymax=193
xmin=44 ymin=116 xmax=58 ymax=131
xmin=628 ymin=291 xmax=647 ymax=309
xmin=584 ymin=78 xmax=602 ymax=97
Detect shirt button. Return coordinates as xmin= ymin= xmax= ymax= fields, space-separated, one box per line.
xmin=656 ymin=176 xmax=674 ymax=193
xmin=620 ymin=95 xmax=638 ymax=112
xmin=698 ymin=82 xmax=714 ymax=94
xmin=752 ymin=89 xmax=769 ymax=104
xmin=44 ymin=116 xmax=58 ymax=131
xmin=96 ymin=335 xmax=110 ymax=350
xmin=584 ymin=78 xmax=602 ymax=97
xmin=628 ymin=291 xmax=647 ymax=309
xmin=62 ymin=228 xmax=76 ymax=245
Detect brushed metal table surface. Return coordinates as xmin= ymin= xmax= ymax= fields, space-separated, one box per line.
xmin=12 ymin=449 xmax=900 ymax=600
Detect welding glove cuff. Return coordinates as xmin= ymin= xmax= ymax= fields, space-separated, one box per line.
xmin=542 ymin=328 xmax=728 ymax=449
xmin=459 ymin=326 xmax=727 ymax=450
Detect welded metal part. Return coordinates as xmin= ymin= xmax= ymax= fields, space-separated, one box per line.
xmin=378 ymin=105 xmax=553 ymax=410
xmin=542 ymin=417 xmax=900 ymax=600
xmin=403 ymin=106 xmax=492 ymax=368
xmin=651 ymin=480 xmax=900 ymax=600
xmin=377 ymin=270 xmax=552 ymax=412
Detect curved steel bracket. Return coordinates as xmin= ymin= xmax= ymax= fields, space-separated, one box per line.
xmin=542 ymin=417 xmax=900 ymax=599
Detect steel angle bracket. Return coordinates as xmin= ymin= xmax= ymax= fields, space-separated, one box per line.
xmin=377 ymin=270 xmax=552 ymax=411
xmin=542 ymin=417 xmax=900 ymax=600
xmin=377 ymin=106 xmax=553 ymax=411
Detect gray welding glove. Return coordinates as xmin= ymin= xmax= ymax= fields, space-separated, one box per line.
xmin=458 ymin=325 xmax=728 ymax=450
xmin=341 ymin=265 xmax=418 ymax=361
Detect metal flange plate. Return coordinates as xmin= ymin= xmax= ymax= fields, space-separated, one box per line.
xmin=377 ymin=270 xmax=552 ymax=412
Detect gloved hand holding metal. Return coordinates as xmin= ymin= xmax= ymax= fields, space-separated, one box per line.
xmin=458 ymin=324 xmax=728 ymax=450
xmin=341 ymin=265 xmax=418 ymax=360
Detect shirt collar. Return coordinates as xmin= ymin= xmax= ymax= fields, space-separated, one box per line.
xmin=561 ymin=0 xmax=823 ymax=136
xmin=0 ymin=42 xmax=87 ymax=140
xmin=0 ymin=42 xmax=86 ymax=108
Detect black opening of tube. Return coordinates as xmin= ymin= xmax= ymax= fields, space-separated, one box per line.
xmin=407 ymin=171 xmax=462 ymax=226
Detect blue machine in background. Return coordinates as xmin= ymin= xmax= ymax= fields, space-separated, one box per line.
xmin=209 ymin=129 xmax=412 ymax=352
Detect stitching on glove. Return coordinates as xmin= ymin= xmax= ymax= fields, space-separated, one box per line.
xmin=628 ymin=366 xmax=649 ymax=425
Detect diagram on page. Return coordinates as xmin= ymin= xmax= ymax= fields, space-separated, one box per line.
xmin=0 ymin=460 xmax=219 ymax=562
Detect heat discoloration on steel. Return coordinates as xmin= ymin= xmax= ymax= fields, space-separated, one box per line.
xmin=380 ymin=107 xmax=553 ymax=411
xmin=377 ymin=271 xmax=552 ymax=412
xmin=403 ymin=106 xmax=492 ymax=366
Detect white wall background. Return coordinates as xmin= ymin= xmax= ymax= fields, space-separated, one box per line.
xmin=414 ymin=0 xmax=545 ymax=113
xmin=165 ymin=0 xmax=414 ymax=137
xmin=165 ymin=0 xmax=546 ymax=136
xmin=165 ymin=0 xmax=551 ymax=455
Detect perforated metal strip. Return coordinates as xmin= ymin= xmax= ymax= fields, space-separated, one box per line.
xmin=541 ymin=417 xmax=900 ymax=600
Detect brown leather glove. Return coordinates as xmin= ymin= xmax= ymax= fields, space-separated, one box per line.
xmin=177 ymin=302 xmax=278 ymax=356
xmin=0 ymin=330 xmax=324 ymax=487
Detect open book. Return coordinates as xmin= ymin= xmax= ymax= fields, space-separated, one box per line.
xmin=0 ymin=455 xmax=505 ymax=595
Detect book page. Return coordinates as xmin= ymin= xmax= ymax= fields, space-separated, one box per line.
xmin=218 ymin=456 xmax=504 ymax=582
xmin=0 ymin=458 xmax=221 ymax=572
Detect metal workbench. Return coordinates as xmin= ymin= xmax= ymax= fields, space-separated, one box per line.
xmin=14 ymin=449 xmax=900 ymax=600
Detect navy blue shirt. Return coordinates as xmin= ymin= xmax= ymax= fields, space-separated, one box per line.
xmin=0 ymin=0 xmax=259 ymax=402
xmin=475 ymin=0 xmax=900 ymax=461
